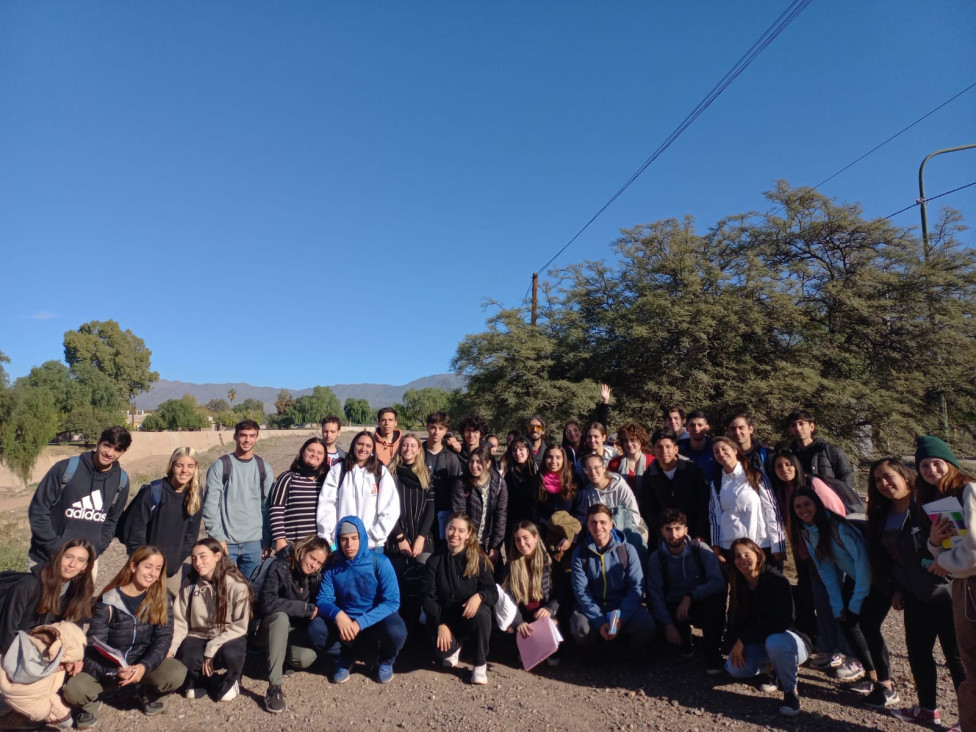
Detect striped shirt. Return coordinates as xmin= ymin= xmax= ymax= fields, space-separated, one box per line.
xmin=268 ymin=471 xmax=323 ymax=543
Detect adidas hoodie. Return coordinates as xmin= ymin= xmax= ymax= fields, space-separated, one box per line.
xmin=27 ymin=452 xmax=129 ymax=565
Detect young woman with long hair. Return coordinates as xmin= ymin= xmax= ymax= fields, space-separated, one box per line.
xmin=117 ymin=447 xmax=204 ymax=594
xmin=451 ymin=444 xmax=508 ymax=566
xmin=169 ymin=538 xmax=252 ymax=703
xmin=317 ymin=430 xmax=400 ymax=550
xmin=561 ymin=420 xmax=583 ymax=467
xmin=254 ymin=534 xmax=329 ymax=714
xmin=504 ymin=436 xmax=540 ymax=539
xmin=62 ymin=546 xmax=187 ymax=728
xmin=268 ymin=437 xmax=331 ymax=552
xmin=708 ymin=436 xmax=785 ymax=566
xmin=789 ymin=487 xmax=897 ymax=710
xmin=725 ymin=537 xmax=811 ymax=717
xmin=421 ymin=513 xmax=498 ymax=685
xmin=863 ymin=457 xmax=963 ymax=726
xmin=0 ymin=538 xmax=95 ymax=653
xmin=921 ymin=436 xmax=976 ymax=731
xmin=387 ymin=435 xmax=435 ymax=563
xmin=503 ymin=521 xmax=563 ymax=666
xmin=535 ymin=445 xmax=586 ymax=528
xmin=768 ymin=448 xmax=852 ymax=673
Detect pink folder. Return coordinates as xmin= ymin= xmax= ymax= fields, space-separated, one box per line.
xmin=516 ymin=617 xmax=563 ymax=670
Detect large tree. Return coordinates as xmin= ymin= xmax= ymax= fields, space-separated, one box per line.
xmin=453 ymin=183 xmax=976 ymax=458
xmin=63 ymin=320 xmax=159 ymax=403
xmin=344 ymin=398 xmax=372 ymax=426
xmin=142 ymin=394 xmax=208 ymax=431
xmin=0 ymin=381 xmax=59 ymax=485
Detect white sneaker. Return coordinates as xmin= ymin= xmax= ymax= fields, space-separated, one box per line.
xmin=184 ymin=687 xmax=208 ymax=700
xmin=835 ymin=659 xmax=865 ymax=681
xmin=442 ymin=647 xmax=461 ymax=668
xmin=218 ymin=680 xmax=240 ymax=702
xmin=470 ymin=664 xmax=488 ymax=685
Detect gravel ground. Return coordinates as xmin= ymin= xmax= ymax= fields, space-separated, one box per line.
xmin=0 ymin=434 xmax=961 ymax=730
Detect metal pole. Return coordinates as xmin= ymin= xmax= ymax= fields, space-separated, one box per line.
xmin=530 ymin=273 xmax=539 ymax=326
xmin=917 ymin=143 xmax=976 ymax=437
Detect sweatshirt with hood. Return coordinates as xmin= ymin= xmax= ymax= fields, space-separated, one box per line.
xmin=316 ymin=516 xmax=401 ymax=630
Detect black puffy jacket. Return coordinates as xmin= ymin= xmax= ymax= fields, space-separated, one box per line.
xmin=83 ymin=588 xmax=173 ymax=680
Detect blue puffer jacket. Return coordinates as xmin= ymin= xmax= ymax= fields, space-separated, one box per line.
xmin=801 ymin=514 xmax=871 ymax=616
xmin=570 ymin=529 xmax=644 ymax=628
xmin=316 ymin=516 xmax=400 ymax=630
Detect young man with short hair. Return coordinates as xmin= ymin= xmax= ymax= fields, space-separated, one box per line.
xmin=308 ymin=516 xmax=406 ymax=685
xmin=640 ymin=428 xmax=711 ymax=542
xmin=320 ymin=415 xmax=347 ymax=467
xmin=679 ymin=410 xmax=715 ymax=479
xmin=786 ymin=409 xmax=854 ymax=489
xmin=570 ymin=503 xmax=655 ymax=653
xmin=645 ymin=509 xmax=726 ymax=673
xmin=423 ymin=412 xmax=463 ymax=541
xmin=726 ymin=413 xmax=769 ymax=477
xmin=523 ymin=416 xmax=547 ymax=467
xmin=373 ymin=407 xmax=401 ymax=466
xmin=28 ymin=425 xmax=133 ymax=567
xmin=663 ymin=406 xmax=690 ymax=441
xmin=457 ymin=415 xmax=489 ymax=464
xmin=202 ymin=419 xmax=274 ymax=577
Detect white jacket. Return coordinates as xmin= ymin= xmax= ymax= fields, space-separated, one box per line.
xmin=316 ymin=462 xmax=400 ymax=549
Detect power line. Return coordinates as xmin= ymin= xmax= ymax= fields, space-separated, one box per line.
xmin=812 ymin=81 xmax=976 ymax=191
xmin=522 ymin=0 xmax=814 ymax=304
xmin=884 ymin=180 xmax=976 ymax=220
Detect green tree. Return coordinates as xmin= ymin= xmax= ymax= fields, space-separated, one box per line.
xmin=230 ymin=398 xmax=265 ymax=425
xmin=63 ymin=320 xmax=159 ymax=403
xmin=142 ymin=395 xmax=208 ymax=431
xmin=274 ymin=389 xmax=296 ymax=415
xmin=344 ymin=398 xmax=372 ymax=426
xmin=205 ymin=398 xmax=230 ymax=413
xmin=399 ymin=387 xmax=451 ymax=429
xmin=0 ymin=349 xmax=9 ymax=390
xmin=23 ymin=361 xmax=125 ymax=443
xmin=0 ymin=381 xmax=59 ymax=485
xmin=227 ymin=389 xmax=237 ymax=405
xmin=287 ymin=387 xmax=341 ymax=427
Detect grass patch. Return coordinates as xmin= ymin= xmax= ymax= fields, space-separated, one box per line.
xmin=0 ymin=515 xmax=31 ymax=572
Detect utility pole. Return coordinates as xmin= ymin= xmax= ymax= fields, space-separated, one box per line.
xmin=530 ymin=273 xmax=539 ymax=326
xmin=917 ymin=143 xmax=976 ymax=438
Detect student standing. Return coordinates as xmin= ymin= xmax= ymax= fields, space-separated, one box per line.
xmin=640 ymin=428 xmax=710 ymax=541
xmin=452 ymin=444 xmax=508 ymax=566
xmin=317 ymin=430 xmax=400 ymax=550
xmin=202 ymin=419 xmax=274 ymax=577
xmin=607 ymin=421 xmax=655 ymax=503
xmin=268 ymin=438 xmax=330 ymax=551
xmin=28 ymin=426 xmax=132 ymax=568
xmin=679 ymin=410 xmax=715 ymax=479
xmin=116 ymin=447 xmax=204 ymax=595
xmin=785 ymin=409 xmax=854 ymax=489
xmin=320 ymin=415 xmax=347 ymax=467
xmin=423 ymin=411 xmax=464 ymax=542
xmin=504 ymin=436 xmax=540 ymax=537
xmin=523 ymin=416 xmax=548 ymax=468
xmin=373 ymin=407 xmax=402 ymax=466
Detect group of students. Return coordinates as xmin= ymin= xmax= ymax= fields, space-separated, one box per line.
xmin=1 ymin=406 xmax=975 ymax=731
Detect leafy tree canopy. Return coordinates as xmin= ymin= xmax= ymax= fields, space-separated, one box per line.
xmin=63 ymin=320 xmax=158 ymax=403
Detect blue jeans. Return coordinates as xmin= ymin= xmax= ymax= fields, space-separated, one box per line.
xmin=225 ymin=540 xmax=262 ymax=579
xmin=811 ymin=566 xmax=852 ymax=656
xmin=308 ymin=613 xmax=408 ymax=667
xmin=725 ymin=630 xmax=811 ymax=693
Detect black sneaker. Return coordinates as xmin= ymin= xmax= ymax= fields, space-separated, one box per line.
xmin=864 ymin=683 xmax=900 ymax=709
xmin=137 ymin=688 xmax=165 ymax=716
xmin=265 ymin=684 xmax=286 ymax=714
xmin=779 ymin=691 xmax=801 ymax=717
xmin=705 ymin=653 xmax=725 ymax=675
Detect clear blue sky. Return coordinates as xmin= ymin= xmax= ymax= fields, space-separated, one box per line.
xmin=2 ymin=1 xmax=974 ymax=389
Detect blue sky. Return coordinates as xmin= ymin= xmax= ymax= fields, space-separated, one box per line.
xmin=2 ymin=1 xmax=974 ymax=390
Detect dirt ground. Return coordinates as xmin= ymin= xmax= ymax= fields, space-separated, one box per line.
xmin=0 ymin=433 xmax=960 ymax=731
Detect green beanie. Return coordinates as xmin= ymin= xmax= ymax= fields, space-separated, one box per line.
xmin=915 ymin=435 xmax=960 ymax=469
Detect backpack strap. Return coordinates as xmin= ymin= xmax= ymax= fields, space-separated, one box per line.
xmin=55 ymin=455 xmax=81 ymax=507
xmin=149 ymin=479 xmax=164 ymax=515
xmin=222 ymin=454 xmax=269 ymax=499
xmin=614 ymin=543 xmax=629 ymax=571
xmin=220 ymin=454 xmax=233 ymax=487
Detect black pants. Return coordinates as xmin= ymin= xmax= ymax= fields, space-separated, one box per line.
xmin=840 ymin=579 xmax=890 ymax=681
xmin=666 ymin=591 xmax=726 ymax=657
xmin=428 ymin=604 xmax=492 ymax=666
xmin=903 ymin=593 xmax=965 ymax=709
xmin=792 ymin=558 xmax=819 ymax=640
xmin=176 ymin=635 xmax=246 ymax=698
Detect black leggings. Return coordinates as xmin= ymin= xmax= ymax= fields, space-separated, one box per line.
xmin=176 ymin=635 xmax=246 ymax=698
xmin=839 ymin=580 xmax=890 ymax=681
xmin=903 ymin=593 xmax=965 ymax=709
xmin=428 ymin=604 xmax=492 ymax=666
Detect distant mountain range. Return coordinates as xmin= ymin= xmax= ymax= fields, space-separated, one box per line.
xmin=133 ymin=374 xmax=466 ymax=413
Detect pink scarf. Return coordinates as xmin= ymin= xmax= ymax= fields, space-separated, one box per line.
xmin=542 ymin=472 xmax=562 ymax=495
